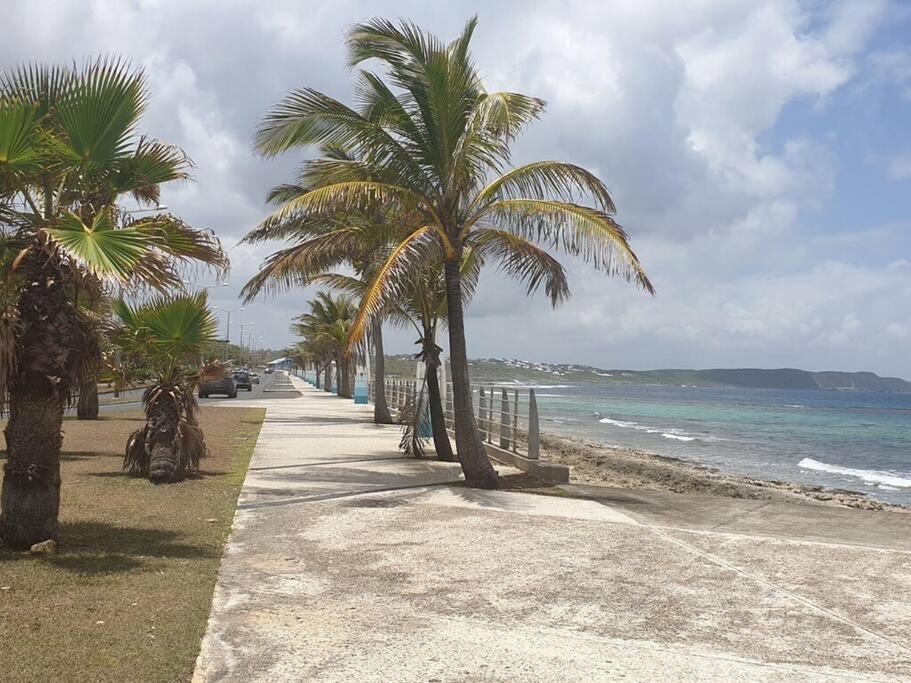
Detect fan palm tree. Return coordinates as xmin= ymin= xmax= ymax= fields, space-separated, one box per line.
xmin=113 ymin=293 xmax=217 ymax=482
xmin=252 ymin=17 xmax=653 ymax=489
xmin=293 ymin=292 xmax=358 ymax=398
xmin=0 ymin=59 xmax=227 ymax=548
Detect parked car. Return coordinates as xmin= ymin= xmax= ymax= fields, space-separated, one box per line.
xmin=264 ymin=366 xmax=274 ymax=374
xmin=250 ymin=372 xmax=260 ymax=384
xmin=233 ymin=370 xmax=253 ymax=391
xmin=199 ymin=372 xmax=237 ymax=398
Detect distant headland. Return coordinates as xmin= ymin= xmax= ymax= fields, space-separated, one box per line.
xmin=384 ymin=356 xmax=911 ymax=392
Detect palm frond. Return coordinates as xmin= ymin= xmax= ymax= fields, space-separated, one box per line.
xmin=472 ymin=161 xmax=616 ymax=213
xmin=240 ymin=226 xmax=373 ymax=301
xmin=254 ymin=87 xmax=431 ymax=191
xmin=139 ymin=214 xmax=228 ymax=275
xmin=398 ymin=379 xmax=430 ymax=458
xmin=468 ymin=228 xmax=570 ymax=306
xmin=53 ymin=57 xmax=148 ymax=171
xmin=347 ymin=225 xmax=435 ymax=347
xmin=256 ymin=181 xmax=433 ymax=228
xmin=43 ymin=209 xmax=148 ymax=281
xmin=113 ymin=137 xmax=192 ymax=204
xmin=470 ymin=92 xmax=546 ymax=142
xmin=0 ymin=100 xmax=43 ymax=179
xmin=480 ymin=199 xmax=654 ymax=294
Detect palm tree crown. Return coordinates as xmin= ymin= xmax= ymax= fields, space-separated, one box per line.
xmin=249 ymin=16 xmax=653 ymax=489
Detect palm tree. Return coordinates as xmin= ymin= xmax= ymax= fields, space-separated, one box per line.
xmin=113 ymin=293 xmax=217 ymax=482
xmin=240 ymin=146 xmax=404 ymax=424
xmin=311 ymin=247 xmax=481 ymax=461
xmin=293 ymin=292 xmax=358 ymax=398
xmin=252 ymin=17 xmax=653 ymax=489
xmin=0 ymin=60 xmax=227 ymax=548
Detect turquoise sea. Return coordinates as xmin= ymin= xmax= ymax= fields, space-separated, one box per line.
xmin=529 ymin=383 xmax=911 ymax=505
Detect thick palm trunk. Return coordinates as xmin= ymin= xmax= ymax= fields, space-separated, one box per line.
xmin=1 ymin=383 xmax=63 ymax=548
xmin=338 ymin=355 xmax=352 ymax=399
xmin=372 ymin=320 xmax=393 ymax=424
xmin=76 ymin=376 xmax=99 ymax=420
xmin=443 ymin=260 xmax=497 ymax=488
xmin=146 ymin=397 xmax=181 ymax=483
xmin=426 ymin=361 xmax=454 ymax=461
xmin=1 ymin=250 xmax=76 ymax=548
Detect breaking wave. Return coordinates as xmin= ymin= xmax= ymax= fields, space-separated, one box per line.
xmin=798 ymin=458 xmax=911 ymax=489
xmin=598 ymin=417 xmax=709 ymax=442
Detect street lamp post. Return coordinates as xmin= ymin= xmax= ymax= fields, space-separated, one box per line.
xmin=214 ymin=306 xmax=246 ymax=361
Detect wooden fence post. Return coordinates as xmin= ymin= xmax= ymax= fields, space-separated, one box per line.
xmin=528 ymin=388 xmax=540 ymax=460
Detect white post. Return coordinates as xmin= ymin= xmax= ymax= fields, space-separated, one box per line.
xmin=440 ymin=357 xmax=447 ymax=406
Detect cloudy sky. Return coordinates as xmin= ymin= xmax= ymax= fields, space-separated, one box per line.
xmin=5 ymin=0 xmax=911 ymax=376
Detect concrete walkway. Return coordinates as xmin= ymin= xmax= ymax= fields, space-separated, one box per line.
xmin=194 ymin=380 xmax=911 ymax=682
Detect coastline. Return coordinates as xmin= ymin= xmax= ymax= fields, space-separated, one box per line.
xmin=538 ymin=431 xmax=909 ymax=512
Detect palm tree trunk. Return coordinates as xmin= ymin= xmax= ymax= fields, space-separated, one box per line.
xmin=426 ymin=361 xmax=454 ymax=461
xmin=146 ymin=397 xmax=180 ymax=483
xmin=76 ymin=376 xmax=99 ymax=420
xmin=443 ymin=260 xmax=497 ymax=488
xmin=1 ymin=250 xmax=76 ymax=548
xmin=340 ymin=355 xmax=354 ymax=398
xmin=1 ymin=382 xmax=63 ymax=548
xmin=372 ymin=320 xmax=393 ymax=424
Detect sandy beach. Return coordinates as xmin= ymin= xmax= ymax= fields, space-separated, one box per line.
xmin=539 ymin=431 xmax=909 ymax=512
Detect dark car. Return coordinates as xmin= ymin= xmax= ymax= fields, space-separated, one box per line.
xmin=199 ymin=372 xmax=237 ymax=398
xmin=233 ymin=370 xmax=253 ymax=391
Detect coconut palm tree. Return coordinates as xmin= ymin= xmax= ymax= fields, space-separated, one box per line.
xmin=113 ymin=293 xmax=217 ymax=482
xmin=252 ymin=17 xmax=653 ymax=489
xmin=241 ymin=145 xmax=404 ymax=424
xmin=0 ymin=60 xmax=227 ymax=548
xmin=311 ymin=247 xmax=481 ymax=461
xmin=293 ymin=292 xmax=358 ymax=398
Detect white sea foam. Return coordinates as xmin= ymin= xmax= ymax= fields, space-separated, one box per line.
xmin=598 ymin=417 xmax=647 ymax=430
xmin=798 ymin=458 xmax=911 ymax=489
xmin=598 ymin=417 xmax=707 ymax=442
xmin=663 ymin=433 xmax=696 ymax=441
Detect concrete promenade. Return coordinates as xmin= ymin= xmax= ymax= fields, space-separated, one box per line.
xmin=194 ymin=378 xmax=911 ymax=681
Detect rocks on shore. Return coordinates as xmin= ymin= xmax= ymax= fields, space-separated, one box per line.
xmin=539 ymin=433 xmax=904 ymax=512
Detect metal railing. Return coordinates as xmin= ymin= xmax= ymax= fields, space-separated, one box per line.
xmin=369 ymin=378 xmax=540 ymax=460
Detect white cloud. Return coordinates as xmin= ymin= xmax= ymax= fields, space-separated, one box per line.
xmin=885 ymin=153 xmax=911 ymax=181
xmin=2 ymin=0 xmax=908 ymax=376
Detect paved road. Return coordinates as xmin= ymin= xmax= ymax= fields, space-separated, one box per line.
xmin=89 ymin=371 xmax=298 ymax=414
xmin=193 ymin=378 xmax=911 ymax=682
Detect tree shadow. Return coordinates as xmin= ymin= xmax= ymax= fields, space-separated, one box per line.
xmin=60 ymin=450 xmax=122 ymax=461
xmin=0 ymin=520 xmax=216 ymax=575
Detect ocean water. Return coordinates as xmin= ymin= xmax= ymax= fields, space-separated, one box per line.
xmin=526 ymin=382 xmax=911 ymax=505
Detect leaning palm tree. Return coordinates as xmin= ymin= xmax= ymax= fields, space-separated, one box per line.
xmin=311 ymin=247 xmax=481 ymax=461
xmin=113 ymin=293 xmax=217 ymax=482
xmin=0 ymin=60 xmax=227 ymax=548
xmin=241 ymin=145 xmax=405 ymax=424
xmin=252 ymin=17 xmax=653 ymax=489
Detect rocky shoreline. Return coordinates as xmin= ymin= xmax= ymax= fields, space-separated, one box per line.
xmin=539 ymin=432 xmax=908 ymax=512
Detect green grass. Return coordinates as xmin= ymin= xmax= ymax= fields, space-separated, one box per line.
xmin=0 ymin=407 xmax=265 ymax=682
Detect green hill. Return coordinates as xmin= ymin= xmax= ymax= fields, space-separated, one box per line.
xmin=382 ymin=356 xmax=911 ymax=392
